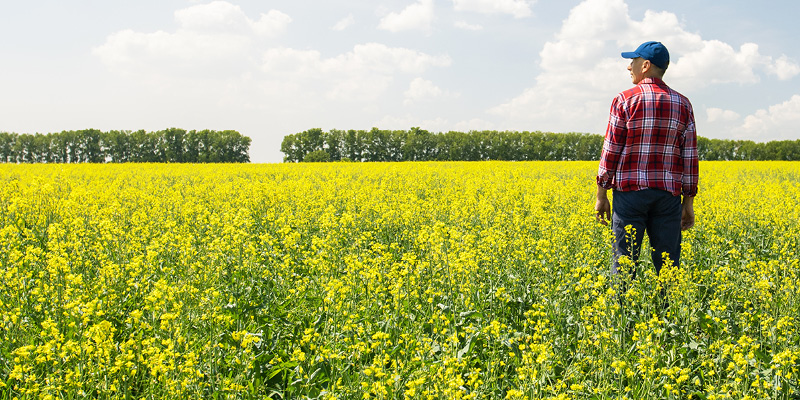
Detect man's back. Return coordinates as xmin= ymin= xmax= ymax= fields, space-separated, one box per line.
xmin=598 ymin=77 xmax=698 ymax=197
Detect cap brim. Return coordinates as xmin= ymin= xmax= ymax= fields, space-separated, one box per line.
xmin=621 ymin=51 xmax=639 ymax=59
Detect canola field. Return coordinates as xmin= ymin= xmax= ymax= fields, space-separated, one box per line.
xmin=1 ymin=161 xmax=799 ymax=399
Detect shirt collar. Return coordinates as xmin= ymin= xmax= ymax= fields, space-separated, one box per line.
xmin=638 ymin=77 xmax=665 ymax=86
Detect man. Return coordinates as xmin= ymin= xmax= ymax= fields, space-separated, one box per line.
xmin=595 ymin=41 xmax=698 ymax=278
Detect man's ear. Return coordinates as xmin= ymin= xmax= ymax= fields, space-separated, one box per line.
xmin=641 ymin=59 xmax=652 ymax=74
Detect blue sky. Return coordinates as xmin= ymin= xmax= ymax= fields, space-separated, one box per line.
xmin=1 ymin=0 xmax=799 ymax=162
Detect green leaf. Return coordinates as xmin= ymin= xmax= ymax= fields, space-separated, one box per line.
xmin=458 ymin=310 xmax=483 ymax=320
xmin=458 ymin=335 xmax=474 ymax=359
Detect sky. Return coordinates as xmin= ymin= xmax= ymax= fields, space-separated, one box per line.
xmin=1 ymin=0 xmax=799 ymax=163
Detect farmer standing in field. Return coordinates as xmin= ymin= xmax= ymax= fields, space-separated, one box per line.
xmin=594 ymin=41 xmax=699 ymax=278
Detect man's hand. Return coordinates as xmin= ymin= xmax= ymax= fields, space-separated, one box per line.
xmin=681 ymin=196 xmax=695 ymax=231
xmin=595 ymin=187 xmax=611 ymax=226
xmin=595 ymin=198 xmax=611 ymax=225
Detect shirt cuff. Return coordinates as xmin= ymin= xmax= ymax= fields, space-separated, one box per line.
xmin=596 ymin=173 xmax=613 ymax=190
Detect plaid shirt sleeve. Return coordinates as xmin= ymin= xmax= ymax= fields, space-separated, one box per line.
xmin=681 ymin=108 xmax=699 ymax=197
xmin=597 ymin=95 xmax=626 ymax=189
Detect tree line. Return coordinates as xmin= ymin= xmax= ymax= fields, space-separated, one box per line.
xmin=281 ymin=128 xmax=604 ymax=162
xmin=281 ymin=128 xmax=800 ymax=162
xmin=696 ymin=136 xmax=800 ymax=161
xmin=0 ymin=128 xmax=251 ymax=163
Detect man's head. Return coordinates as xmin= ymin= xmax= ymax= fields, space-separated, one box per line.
xmin=622 ymin=41 xmax=669 ymax=84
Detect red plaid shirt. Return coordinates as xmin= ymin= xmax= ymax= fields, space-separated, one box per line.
xmin=597 ymin=77 xmax=698 ymax=197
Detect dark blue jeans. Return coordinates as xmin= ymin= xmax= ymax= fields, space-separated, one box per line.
xmin=611 ymin=189 xmax=682 ymax=277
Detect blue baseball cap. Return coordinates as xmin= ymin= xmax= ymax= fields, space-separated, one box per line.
xmin=621 ymin=41 xmax=669 ymax=69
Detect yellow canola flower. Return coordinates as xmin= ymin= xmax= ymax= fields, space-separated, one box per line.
xmin=0 ymin=161 xmax=798 ymax=399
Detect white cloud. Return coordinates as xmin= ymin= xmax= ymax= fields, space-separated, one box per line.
xmin=378 ymin=0 xmax=435 ymax=33
xmin=488 ymin=0 xmax=800 ymax=135
xmin=261 ymin=47 xmax=324 ymax=77
xmin=404 ymin=78 xmax=443 ymax=103
xmin=452 ymin=0 xmax=534 ymax=18
xmin=93 ymin=28 xmax=254 ymax=79
xmin=332 ymin=14 xmax=355 ymax=31
xmin=707 ymin=108 xmax=741 ymax=123
xmin=174 ymin=1 xmax=290 ymax=37
xmin=704 ymin=97 xmax=800 ymax=141
xmin=489 ymin=0 xmax=630 ymax=133
xmin=251 ymin=10 xmax=292 ymax=37
xmin=454 ymin=20 xmax=483 ymax=31
xmin=95 ymin=1 xmax=450 ymax=107
xmin=766 ymin=55 xmax=800 ymax=80
xmin=403 ymin=77 xmax=459 ymax=105
xmin=738 ymin=95 xmax=800 ymax=140
xmin=93 ymin=1 xmax=290 ymax=79
xmin=262 ymin=43 xmax=452 ymax=102
xmin=323 ymin=43 xmax=451 ymax=75
xmin=452 ymin=118 xmax=496 ymax=131
xmin=627 ymin=11 xmax=800 ymax=88
xmin=670 ymin=42 xmax=773 ymax=88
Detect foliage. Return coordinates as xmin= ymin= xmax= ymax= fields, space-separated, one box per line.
xmin=281 ymin=128 xmax=800 ymax=163
xmin=696 ymin=137 xmax=800 ymax=161
xmin=0 ymin=128 xmax=251 ymax=163
xmin=1 ymin=161 xmax=799 ymax=399
xmin=303 ymin=150 xmax=332 ymax=163
xmin=281 ymin=128 xmax=604 ymax=162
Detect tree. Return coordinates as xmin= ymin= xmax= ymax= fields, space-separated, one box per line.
xmin=184 ymin=130 xmax=201 ymax=163
xmin=403 ymin=127 xmax=436 ymax=161
xmin=102 ymin=130 xmax=132 ymax=162
xmin=162 ymin=128 xmax=186 ymax=163
xmin=32 ymin=133 xmax=52 ymax=163
xmin=0 ymin=132 xmax=16 ymax=162
xmin=218 ymin=130 xmax=251 ymax=163
xmin=364 ymin=128 xmax=391 ymax=161
xmin=298 ymin=128 xmax=324 ymax=157
xmin=436 ymin=131 xmax=469 ymax=161
xmin=77 ymin=129 xmax=105 ymax=163
xmin=62 ymin=130 xmax=81 ymax=163
xmin=343 ymin=129 xmax=365 ymax=161
xmin=303 ymin=150 xmax=331 ymax=162
xmin=280 ymin=134 xmax=301 ymax=163
xmin=324 ymin=129 xmax=344 ymax=161
xmin=13 ymin=134 xmax=36 ymax=163
xmin=0 ymin=129 xmax=252 ymax=164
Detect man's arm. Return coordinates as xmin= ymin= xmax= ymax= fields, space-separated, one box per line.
xmin=595 ymin=186 xmax=611 ymax=226
xmin=681 ymin=105 xmax=699 ymax=197
xmin=681 ymin=195 xmax=695 ymax=231
xmin=680 ymin=100 xmax=698 ymax=231
xmin=595 ymin=95 xmax=626 ymax=226
xmin=597 ymin=96 xmax=626 ymax=191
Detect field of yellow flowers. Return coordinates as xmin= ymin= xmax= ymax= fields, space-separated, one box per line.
xmin=1 ymin=161 xmax=799 ymax=399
